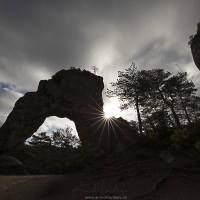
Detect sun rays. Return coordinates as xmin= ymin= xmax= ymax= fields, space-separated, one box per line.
xmin=80 ymin=94 xmax=133 ymax=151
xmin=103 ymin=99 xmax=122 ymax=119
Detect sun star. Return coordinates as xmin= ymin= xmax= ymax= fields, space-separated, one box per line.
xmin=103 ymin=102 xmax=121 ymax=119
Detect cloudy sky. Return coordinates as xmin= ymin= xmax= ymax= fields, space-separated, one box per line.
xmin=0 ymin=0 xmax=200 ymax=133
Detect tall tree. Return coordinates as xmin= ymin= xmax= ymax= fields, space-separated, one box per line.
xmin=141 ymin=70 xmax=198 ymax=127
xmin=142 ymin=69 xmax=183 ymax=128
xmin=29 ymin=126 xmax=80 ymax=148
xmin=108 ymin=66 xmax=200 ymax=134
xmin=52 ymin=127 xmax=81 ymax=148
xmin=29 ymin=132 xmax=52 ymax=146
xmin=162 ymin=72 xmax=197 ymax=125
xmin=107 ymin=64 xmax=149 ymax=134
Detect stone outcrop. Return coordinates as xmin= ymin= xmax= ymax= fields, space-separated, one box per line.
xmin=189 ymin=22 xmax=200 ymax=70
xmin=0 ymin=68 xmax=135 ymax=152
xmin=0 ymin=155 xmax=28 ymax=175
xmin=93 ymin=117 xmax=136 ymax=153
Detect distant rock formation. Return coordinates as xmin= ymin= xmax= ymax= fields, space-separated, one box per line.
xmin=0 ymin=68 xmax=135 ymax=153
xmin=95 ymin=117 xmax=136 ymax=153
xmin=189 ymin=22 xmax=200 ymax=70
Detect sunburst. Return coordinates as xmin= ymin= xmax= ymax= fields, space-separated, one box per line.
xmin=78 ymin=94 xmax=133 ymax=152
xmin=103 ymin=99 xmax=121 ymax=119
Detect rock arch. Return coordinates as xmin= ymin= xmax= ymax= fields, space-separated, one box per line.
xmin=0 ymin=68 xmax=134 ymax=152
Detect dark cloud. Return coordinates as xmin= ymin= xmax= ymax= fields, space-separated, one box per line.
xmin=0 ymin=0 xmax=200 ymax=124
xmin=0 ymin=82 xmax=27 ymax=94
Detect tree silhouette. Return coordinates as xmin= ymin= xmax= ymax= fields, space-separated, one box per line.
xmin=107 ymin=66 xmax=199 ymax=134
xmin=107 ymin=64 xmax=149 ymax=134
xmin=29 ymin=126 xmax=80 ymax=148
xmin=91 ymin=66 xmax=99 ymax=74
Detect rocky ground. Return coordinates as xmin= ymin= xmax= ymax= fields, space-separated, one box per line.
xmin=1 ymin=154 xmax=200 ymax=200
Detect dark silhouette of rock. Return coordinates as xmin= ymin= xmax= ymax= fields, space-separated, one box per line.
xmin=0 ymin=155 xmax=28 ymax=175
xmin=189 ymin=22 xmax=200 ymax=70
xmin=93 ymin=117 xmax=136 ymax=153
xmin=0 ymin=68 xmax=135 ymax=153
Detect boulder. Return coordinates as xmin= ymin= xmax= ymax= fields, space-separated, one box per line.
xmin=0 ymin=155 xmax=28 ymax=175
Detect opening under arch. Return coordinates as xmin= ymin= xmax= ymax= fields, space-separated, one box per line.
xmin=26 ymin=116 xmax=80 ymax=147
xmin=36 ymin=116 xmax=79 ymax=138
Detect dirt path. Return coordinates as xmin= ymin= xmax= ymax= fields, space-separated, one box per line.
xmin=1 ymin=157 xmax=200 ymax=200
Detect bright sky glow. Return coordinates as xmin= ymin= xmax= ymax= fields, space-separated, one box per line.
xmin=103 ymin=98 xmax=121 ymax=119
xmin=0 ymin=0 xmax=200 ymax=132
xmin=36 ymin=116 xmax=78 ymax=137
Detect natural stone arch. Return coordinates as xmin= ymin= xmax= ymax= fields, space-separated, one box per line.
xmin=0 ymin=69 xmax=104 ymax=150
xmin=0 ymin=68 xmax=135 ymax=153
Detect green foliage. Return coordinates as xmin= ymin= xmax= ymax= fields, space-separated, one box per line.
xmin=28 ymin=132 xmax=52 ymax=146
xmin=5 ymin=127 xmax=83 ymax=174
xmin=106 ymin=64 xmax=200 ymax=162
xmin=171 ymin=128 xmax=196 ymax=152
xmin=5 ymin=142 xmax=105 ymax=175
xmin=52 ymin=127 xmax=81 ymax=148
xmin=6 ymin=144 xmax=80 ymax=174
xmin=170 ymin=123 xmax=200 ymax=160
xmin=29 ymin=127 xmax=81 ymax=148
xmin=108 ymin=65 xmax=199 ymax=134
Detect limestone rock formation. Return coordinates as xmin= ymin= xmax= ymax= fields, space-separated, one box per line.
xmin=189 ymin=22 xmax=200 ymax=70
xmin=0 ymin=68 xmax=134 ymax=152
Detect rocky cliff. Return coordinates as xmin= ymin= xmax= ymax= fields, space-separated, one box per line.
xmin=189 ymin=22 xmax=200 ymax=70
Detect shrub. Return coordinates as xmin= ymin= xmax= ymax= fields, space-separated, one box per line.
xmin=171 ymin=123 xmax=200 ymax=159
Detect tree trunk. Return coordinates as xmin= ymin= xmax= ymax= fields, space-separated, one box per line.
xmin=135 ymin=97 xmax=143 ymax=134
xmin=183 ymin=106 xmax=191 ymax=125
xmin=168 ymin=115 xmax=176 ymax=128
xmin=158 ymin=88 xmax=181 ymax=128
xmin=180 ymin=96 xmax=191 ymax=125
xmin=170 ymin=105 xmax=181 ymax=128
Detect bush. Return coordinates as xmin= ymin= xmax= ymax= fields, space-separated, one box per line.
xmin=171 ymin=123 xmax=200 ymax=159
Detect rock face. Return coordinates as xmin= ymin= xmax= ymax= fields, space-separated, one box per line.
xmin=0 ymin=68 xmax=134 ymax=152
xmin=189 ymin=22 xmax=200 ymax=70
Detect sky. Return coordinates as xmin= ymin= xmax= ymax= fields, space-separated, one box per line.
xmin=0 ymin=0 xmax=200 ymax=135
